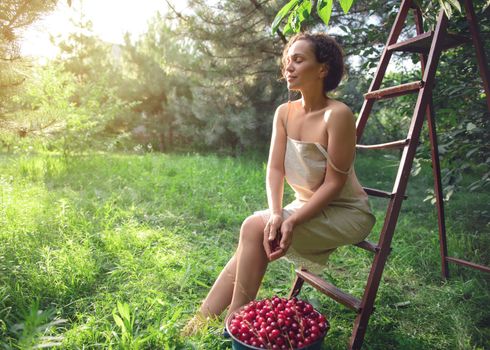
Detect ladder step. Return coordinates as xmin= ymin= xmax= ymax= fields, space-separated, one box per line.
xmin=388 ymin=31 xmax=472 ymax=54
xmin=357 ymin=139 xmax=409 ymax=150
xmin=364 ymin=81 xmax=424 ymax=100
xmin=446 ymin=257 xmax=490 ymax=273
xmin=296 ymin=269 xmax=362 ymax=312
xmin=354 ymin=240 xmax=380 ymax=253
xmin=363 ymin=187 xmax=408 ymax=200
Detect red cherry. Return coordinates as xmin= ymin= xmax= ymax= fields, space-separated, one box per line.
xmin=275 ymin=336 xmax=285 ymax=346
xmin=240 ymin=332 xmax=250 ymax=341
xmin=285 ymin=307 xmax=295 ymax=317
xmin=310 ymin=330 xmax=319 ymax=341
xmin=304 ymin=304 xmax=314 ymax=314
xmin=258 ymin=328 xmax=267 ymax=338
xmin=230 ymin=326 xmax=239 ymax=335
xmin=245 ymin=310 xmax=256 ymax=321
xmin=269 ymin=329 xmax=280 ymax=339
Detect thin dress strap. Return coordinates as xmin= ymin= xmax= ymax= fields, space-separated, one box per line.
xmin=315 ymin=143 xmax=353 ymax=175
xmin=284 ymin=101 xmax=291 ymax=133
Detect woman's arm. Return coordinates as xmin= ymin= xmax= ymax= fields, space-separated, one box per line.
xmin=266 ymin=104 xmax=288 ymax=215
xmin=263 ymin=103 xmax=288 ymax=259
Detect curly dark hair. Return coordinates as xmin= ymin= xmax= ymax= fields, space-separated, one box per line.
xmin=281 ymin=33 xmax=345 ymax=94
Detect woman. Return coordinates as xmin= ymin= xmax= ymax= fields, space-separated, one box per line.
xmin=184 ymin=32 xmax=375 ymax=334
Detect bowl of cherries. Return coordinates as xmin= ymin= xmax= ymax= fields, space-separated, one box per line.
xmin=226 ymin=296 xmax=329 ymax=350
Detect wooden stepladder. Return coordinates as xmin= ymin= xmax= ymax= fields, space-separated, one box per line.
xmin=288 ymin=0 xmax=490 ymax=349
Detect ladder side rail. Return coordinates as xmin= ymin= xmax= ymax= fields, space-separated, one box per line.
xmin=433 ymin=0 xmax=490 ymax=274
xmin=392 ymin=8 xmax=448 ymax=192
xmin=418 ymin=1 xmax=490 ymax=276
xmin=464 ymin=0 xmax=490 ymax=111
xmin=413 ymin=6 xmax=450 ymax=279
xmin=349 ymin=8 xmax=450 ymax=350
xmin=356 ymin=0 xmax=414 ymax=141
xmin=425 ymin=97 xmax=450 ymax=278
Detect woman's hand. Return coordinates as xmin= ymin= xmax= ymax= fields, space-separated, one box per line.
xmin=267 ymin=216 xmax=296 ymax=261
xmin=263 ymin=213 xmax=282 ymax=259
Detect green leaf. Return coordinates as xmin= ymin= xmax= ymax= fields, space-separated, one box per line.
xmin=271 ymin=0 xmax=300 ymax=34
xmin=445 ymin=0 xmax=462 ymax=13
xmin=466 ymin=122 xmax=477 ymax=131
xmin=290 ymin=0 xmax=312 ymax=31
xmin=283 ymin=22 xmax=295 ymax=35
xmin=287 ymin=8 xmax=302 ymax=33
xmin=338 ymin=0 xmax=355 ymax=14
xmin=117 ymin=301 xmax=131 ymax=322
xmin=484 ymin=0 xmax=490 ymax=12
xmin=297 ymin=0 xmax=313 ymax=21
xmin=317 ymin=0 xmax=334 ymax=26
xmin=113 ymin=313 xmax=126 ymax=332
xmin=438 ymin=0 xmax=453 ymax=18
xmin=465 ymin=148 xmax=478 ymax=158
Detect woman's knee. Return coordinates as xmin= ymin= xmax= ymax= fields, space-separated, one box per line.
xmin=239 ymin=214 xmax=265 ymax=245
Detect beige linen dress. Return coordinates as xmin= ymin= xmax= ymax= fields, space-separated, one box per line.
xmin=256 ymin=106 xmax=376 ymax=272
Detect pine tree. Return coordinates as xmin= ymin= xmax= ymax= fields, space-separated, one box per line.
xmin=0 ymin=0 xmax=59 ymax=120
xmin=169 ymin=0 xmax=288 ymax=153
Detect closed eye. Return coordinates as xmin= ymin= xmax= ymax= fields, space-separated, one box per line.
xmin=289 ymin=54 xmax=305 ymax=63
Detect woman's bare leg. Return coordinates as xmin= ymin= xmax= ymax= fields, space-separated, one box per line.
xmin=193 ymin=214 xmax=267 ymax=321
xmin=227 ymin=215 xmax=268 ymax=316
xmin=181 ymin=255 xmax=238 ymax=336
xmin=199 ymin=255 xmax=237 ymax=317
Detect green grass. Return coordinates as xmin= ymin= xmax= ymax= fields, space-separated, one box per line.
xmin=0 ymin=151 xmax=488 ymax=349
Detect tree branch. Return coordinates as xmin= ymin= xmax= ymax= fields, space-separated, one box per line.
xmin=164 ymin=0 xmax=188 ymax=21
xmin=249 ymin=0 xmax=287 ymax=44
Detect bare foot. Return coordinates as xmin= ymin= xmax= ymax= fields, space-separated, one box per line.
xmin=181 ymin=313 xmax=214 ymax=337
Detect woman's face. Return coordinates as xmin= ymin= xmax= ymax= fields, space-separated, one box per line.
xmin=284 ymin=39 xmax=326 ymax=92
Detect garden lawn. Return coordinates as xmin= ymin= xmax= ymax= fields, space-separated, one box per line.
xmin=0 ymin=151 xmax=488 ymax=349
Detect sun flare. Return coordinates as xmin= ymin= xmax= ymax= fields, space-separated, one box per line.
xmin=20 ymin=0 xmax=173 ymax=59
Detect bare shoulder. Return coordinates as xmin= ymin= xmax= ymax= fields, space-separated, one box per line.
xmin=276 ymin=101 xmax=290 ymax=115
xmin=323 ymin=99 xmax=355 ymax=129
xmin=274 ymin=100 xmax=295 ymax=124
